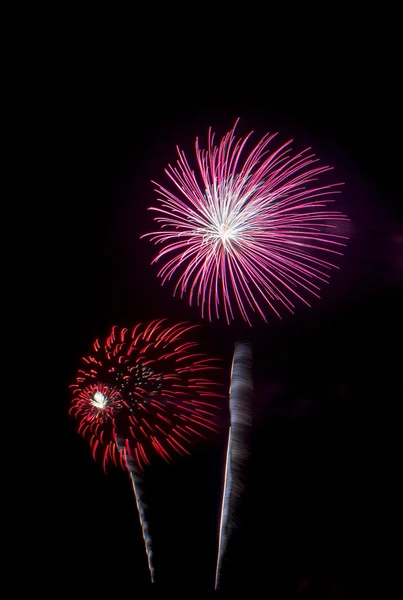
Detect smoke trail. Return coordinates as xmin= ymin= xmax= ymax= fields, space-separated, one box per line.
xmin=215 ymin=341 xmax=253 ymax=590
xmin=128 ymin=469 xmax=155 ymax=583
xmin=116 ymin=437 xmax=156 ymax=583
xmin=215 ymin=427 xmax=232 ymax=589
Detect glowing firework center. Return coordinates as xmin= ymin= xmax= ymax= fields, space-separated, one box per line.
xmin=91 ymin=390 xmax=109 ymax=409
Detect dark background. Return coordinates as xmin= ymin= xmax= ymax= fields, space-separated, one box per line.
xmin=62 ymin=16 xmax=401 ymax=599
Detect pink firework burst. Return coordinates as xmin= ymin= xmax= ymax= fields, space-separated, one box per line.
xmin=143 ymin=120 xmax=349 ymax=325
xmin=69 ymin=320 xmax=224 ymax=472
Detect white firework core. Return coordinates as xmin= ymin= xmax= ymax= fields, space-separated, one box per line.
xmin=201 ymin=180 xmax=250 ymax=250
xmin=91 ymin=391 xmax=108 ymax=409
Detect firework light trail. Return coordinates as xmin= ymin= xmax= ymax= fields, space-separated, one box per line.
xmin=142 ymin=120 xmax=349 ymax=589
xmin=69 ymin=320 xmax=224 ymax=583
xmin=215 ymin=342 xmax=252 ymax=590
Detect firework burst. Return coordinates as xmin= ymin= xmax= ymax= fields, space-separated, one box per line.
xmin=70 ymin=320 xmax=223 ymax=471
xmin=143 ymin=119 xmax=349 ymax=325
xmin=69 ymin=319 xmax=224 ymax=582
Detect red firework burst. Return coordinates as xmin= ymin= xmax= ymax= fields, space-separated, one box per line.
xmin=142 ymin=120 xmax=349 ymax=325
xmin=69 ymin=320 xmax=224 ymax=472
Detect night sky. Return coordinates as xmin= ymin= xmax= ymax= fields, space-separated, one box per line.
xmin=62 ymin=23 xmax=401 ymax=600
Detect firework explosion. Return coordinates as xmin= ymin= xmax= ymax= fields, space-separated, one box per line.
xmin=70 ymin=320 xmax=222 ymax=471
xmin=143 ymin=119 xmax=349 ymax=326
xmin=69 ymin=319 xmax=224 ymax=582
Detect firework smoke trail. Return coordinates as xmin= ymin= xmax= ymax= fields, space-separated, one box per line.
xmin=215 ymin=426 xmax=232 ymax=590
xmin=129 ymin=471 xmax=155 ymax=581
xmin=116 ymin=437 xmax=156 ymax=583
xmin=215 ymin=341 xmax=253 ymax=590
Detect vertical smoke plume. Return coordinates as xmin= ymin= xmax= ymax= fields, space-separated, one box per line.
xmin=215 ymin=341 xmax=253 ymax=589
xmin=117 ymin=437 xmax=156 ymax=583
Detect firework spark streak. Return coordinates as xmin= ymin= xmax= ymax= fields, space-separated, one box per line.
xmin=143 ymin=120 xmax=349 ymax=325
xmin=69 ymin=320 xmax=224 ymax=583
xmin=215 ymin=341 xmax=252 ymax=590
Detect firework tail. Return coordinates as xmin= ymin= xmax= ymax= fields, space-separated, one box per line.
xmin=129 ymin=470 xmax=155 ymax=583
xmin=215 ymin=425 xmax=232 ymax=589
xmin=215 ymin=341 xmax=253 ymax=590
xmin=116 ymin=436 xmax=156 ymax=583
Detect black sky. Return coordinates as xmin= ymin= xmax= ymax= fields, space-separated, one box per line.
xmin=62 ymin=20 xmax=401 ymax=600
